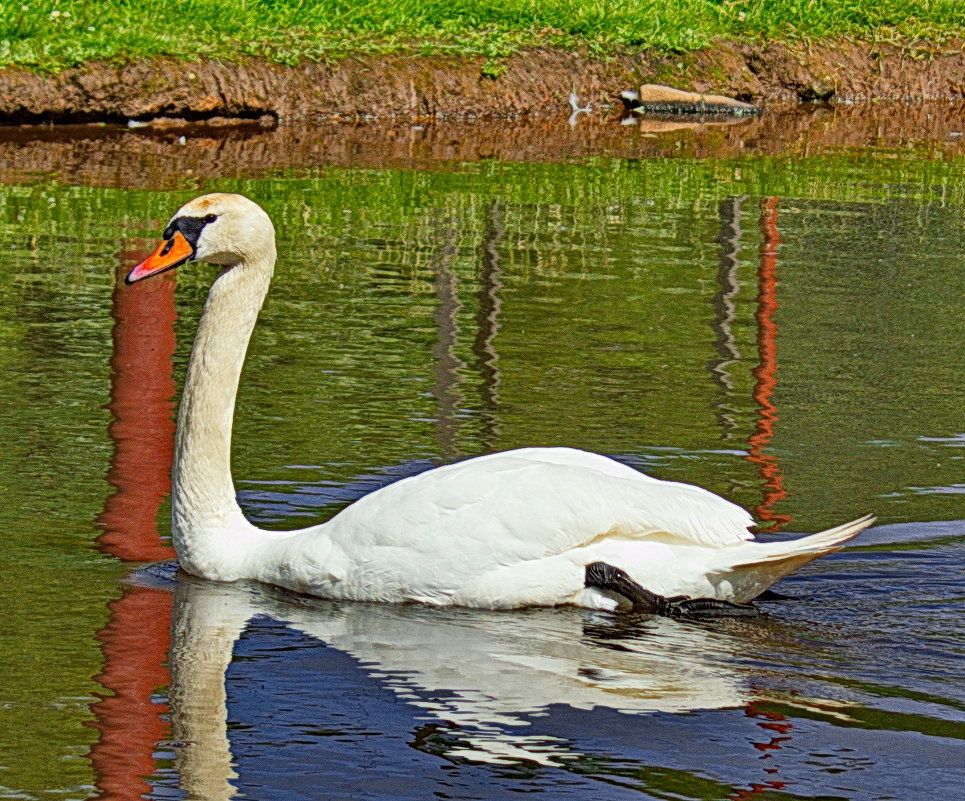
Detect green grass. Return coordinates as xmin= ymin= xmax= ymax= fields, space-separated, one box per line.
xmin=0 ymin=0 xmax=962 ymax=72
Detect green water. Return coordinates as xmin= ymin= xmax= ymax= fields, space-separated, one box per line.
xmin=0 ymin=133 xmax=962 ymax=798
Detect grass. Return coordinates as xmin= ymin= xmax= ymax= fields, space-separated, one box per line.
xmin=0 ymin=0 xmax=962 ymax=72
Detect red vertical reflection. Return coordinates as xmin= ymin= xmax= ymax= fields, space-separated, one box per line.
xmin=728 ymin=701 xmax=793 ymax=799
xmin=746 ymin=198 xmax=791 ymax=530
xmin=96 ymin=250 xmax=178 ymax=562
xmin=88 ymin=586 xmax=174 ymax=800
xmin=87 ymin=245 xmax=178 ymax=800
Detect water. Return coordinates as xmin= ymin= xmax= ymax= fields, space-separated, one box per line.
xmin=0 ymin=110 xmax=962 ymax=800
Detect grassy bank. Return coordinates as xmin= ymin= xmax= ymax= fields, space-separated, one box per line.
xmin=1 ymin=0 xmax=962 ymax=73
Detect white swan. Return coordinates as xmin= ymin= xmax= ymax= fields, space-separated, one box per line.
xmin=126 ymin=193 xmax=873 ymax=615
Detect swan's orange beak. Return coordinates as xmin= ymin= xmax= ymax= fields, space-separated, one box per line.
xmin=125 ymin=231 xmax=194 ymax=285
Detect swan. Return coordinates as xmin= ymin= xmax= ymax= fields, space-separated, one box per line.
xmin=125 ymin=192 xmax=873 ymax=616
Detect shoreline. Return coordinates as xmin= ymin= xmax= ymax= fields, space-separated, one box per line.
xmin=0 ymin=40 xmax=962 ymax=126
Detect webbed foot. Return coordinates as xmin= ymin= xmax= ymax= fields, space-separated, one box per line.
xmin=584 ymin=561 xmax=759 ymax=619
xmin=660 ymin=596 xmax=759 ymax=619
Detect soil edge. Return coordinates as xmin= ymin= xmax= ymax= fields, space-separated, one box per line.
xmin=1 ymin=40 xmax=962 ymax=124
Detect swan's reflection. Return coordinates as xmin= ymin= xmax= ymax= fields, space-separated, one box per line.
xmin=159 ymin=570 xmax=764 ymax=797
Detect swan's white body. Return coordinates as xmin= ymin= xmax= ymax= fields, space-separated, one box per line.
xmin=128 ymin=193 xmax=873 ymax=611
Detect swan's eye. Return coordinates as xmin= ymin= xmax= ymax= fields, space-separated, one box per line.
xmin=204 ymin=214 xmax=218 ymax=224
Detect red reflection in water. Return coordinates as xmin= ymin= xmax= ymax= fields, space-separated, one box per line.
xmin=96 ymin=252 xmax=178 ymax=562
xmin=728 ymin=702 xmax=793 ymax=799
xmin=88 ymin=585 xmax=173 ymax=800
xmin=747 ymin=198 xmax=791 ymax=530
xmin=87 ymin=246 xmax=178 ymax=800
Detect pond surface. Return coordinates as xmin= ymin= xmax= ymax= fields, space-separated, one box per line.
xmin=0 ymin=109 xmax=962 ymax=800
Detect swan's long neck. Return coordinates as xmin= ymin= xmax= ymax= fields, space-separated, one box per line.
xmin=171 ymin=255 xmax=273 ymax=578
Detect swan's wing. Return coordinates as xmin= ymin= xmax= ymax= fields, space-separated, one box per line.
xmin=326 ymin=447 xmax=754 ymax=568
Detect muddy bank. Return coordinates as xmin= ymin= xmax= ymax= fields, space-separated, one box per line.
xmin=2 ymin=104 xmax=961 ymax=190
xmin=0 ymin=40 xmax=962 ymax=125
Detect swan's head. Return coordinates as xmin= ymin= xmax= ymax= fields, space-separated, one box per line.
xmin=126 ymin=193 xmax=275 ymax=284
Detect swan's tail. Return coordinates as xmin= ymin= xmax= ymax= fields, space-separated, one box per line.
xmin=718 ymin=514 xmax=875 ymax=602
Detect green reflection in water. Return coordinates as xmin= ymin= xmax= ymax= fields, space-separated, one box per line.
xmin=0 ymin=149 xmax=961 ymax=796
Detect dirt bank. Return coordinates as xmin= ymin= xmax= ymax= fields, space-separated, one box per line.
xmin=0 ymin=40 xmax=962 ymax=125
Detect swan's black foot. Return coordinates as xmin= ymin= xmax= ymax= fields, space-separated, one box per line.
xmin=662 ymin=596 xmax=760 ymax=619
xmin=584 ymin=561 xmax=759 ymax=619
